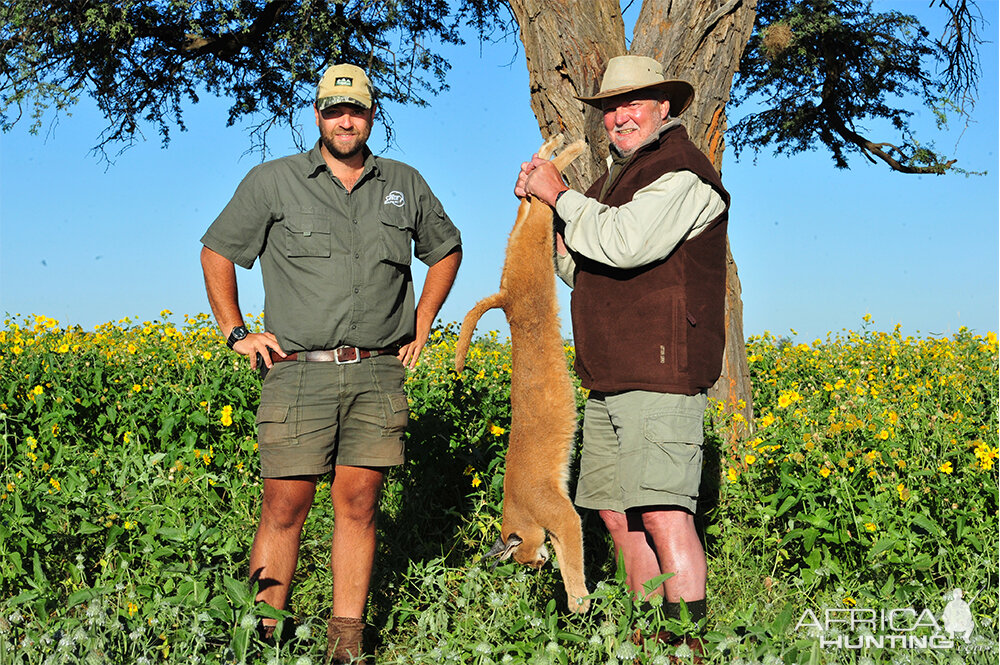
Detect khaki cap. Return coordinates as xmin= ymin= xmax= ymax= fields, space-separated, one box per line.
xmin=316 ymin=64 xmax=374 ymax=110
xmin=577 ymin=55 xmax=694 ymax=115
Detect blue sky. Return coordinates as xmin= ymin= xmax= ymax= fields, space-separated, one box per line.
xmin=1 ymin=2 xmax=997 ymax=344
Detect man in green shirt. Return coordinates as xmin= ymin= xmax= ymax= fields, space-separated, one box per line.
xmin=200 ymin=64 xmax=461 ymax=663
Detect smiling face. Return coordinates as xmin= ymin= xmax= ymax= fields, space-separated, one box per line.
xmin=315 ymin=102 xmax=374 ymax=161
xmin=601 ymin=93 xmax=670 ymax=156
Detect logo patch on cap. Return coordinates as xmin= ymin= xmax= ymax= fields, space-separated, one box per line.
xmin=334 ymin=76 xmax=353 ymax=86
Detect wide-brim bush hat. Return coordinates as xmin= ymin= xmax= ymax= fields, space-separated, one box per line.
xmin=316 ymin=63 xmax=374 ymax=110
xmin=577 ymin=55 xmax=694 ymax=115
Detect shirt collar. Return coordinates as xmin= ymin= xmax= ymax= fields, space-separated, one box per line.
xmin=305 ymin=142 xmax=383 ymax=181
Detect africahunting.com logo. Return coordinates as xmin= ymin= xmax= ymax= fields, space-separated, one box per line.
xmin=795 ymin=589 xmax=996 ymax=653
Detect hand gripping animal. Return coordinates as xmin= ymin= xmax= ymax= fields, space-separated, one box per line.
xmin=455 ymin=135 xmax=590 ymax=613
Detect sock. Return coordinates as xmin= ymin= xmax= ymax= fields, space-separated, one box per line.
xmin=665 ymin=598 xmax=707 ymax=625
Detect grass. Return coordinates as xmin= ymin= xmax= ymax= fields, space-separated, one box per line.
xmin=0 ymin=313 xmax=996 ymax=664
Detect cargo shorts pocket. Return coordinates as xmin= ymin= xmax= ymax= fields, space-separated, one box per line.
xmin=638 ymin=409 xmax=704 ymax=497
xmin=383 ymin=393 xmax=409 ymax=436
xmin=256 ymin=404 xmax=293 ymax=448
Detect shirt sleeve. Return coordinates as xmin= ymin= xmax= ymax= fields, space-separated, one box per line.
xmin=553 ymin=170 xmax=725 ymax=270
xmin=554 ymin=242 xmax=577 ymax=288
xmin=411 ymin=174 xmax=462 ymax=266
xmin=200 ymin=166 xmax=276 ymax=269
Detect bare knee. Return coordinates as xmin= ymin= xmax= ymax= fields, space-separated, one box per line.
xmin=259 ymin=479 xmax=316 ymax=531
xmin=599 ymin=509 xmax=628 ymax=536
xmin=640 ymin=508 xmax=694 ymax=532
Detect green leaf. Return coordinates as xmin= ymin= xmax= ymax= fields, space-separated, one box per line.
xmin=910 ymin=513 xmax=940 ymax=536
xmin=68 ymin=586 xmax=107 ymax=607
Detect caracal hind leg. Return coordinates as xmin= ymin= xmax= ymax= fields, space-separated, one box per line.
xmin=549 ymin=140 xmax=586 ymax=172
xmin=537 ymin=134 xmax=565 ymax=160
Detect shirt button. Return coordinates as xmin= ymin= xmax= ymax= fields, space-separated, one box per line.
xmin=351 ymin=324 xmax=357 ymax=330
xmin=354 ymin=288 xmax=359 ymax=294
xmin=352 ymin=219 xmax=358 ymax=225
xmin=354 ymin=253 xmax=360 ymax=259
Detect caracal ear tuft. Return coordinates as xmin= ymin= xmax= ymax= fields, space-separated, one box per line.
xmin=485 ymin=534 xmax=523 ymax=568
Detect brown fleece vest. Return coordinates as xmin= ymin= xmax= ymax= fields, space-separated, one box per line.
xmin=571 ymin=125 xmax=730 ymax=394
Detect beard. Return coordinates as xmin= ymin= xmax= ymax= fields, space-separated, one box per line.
xmin=320 ymin=126 xmax=370 ymax=160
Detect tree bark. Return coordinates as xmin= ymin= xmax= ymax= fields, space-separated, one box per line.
xmin=510 ymin=0 xmax=757 ymax=441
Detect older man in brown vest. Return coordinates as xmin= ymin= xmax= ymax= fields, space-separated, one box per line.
xmin=515 ymin=55 xmax=729 ymax=648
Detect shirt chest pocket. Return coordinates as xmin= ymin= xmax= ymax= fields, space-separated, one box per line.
xmin=283 ymin=208 xmax=333 ymax=258
xmin=379 ymin=212 xmax=415 ymax=266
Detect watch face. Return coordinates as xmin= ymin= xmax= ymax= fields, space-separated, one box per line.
xmin=231 ymin=326 xmax=248 ymax=340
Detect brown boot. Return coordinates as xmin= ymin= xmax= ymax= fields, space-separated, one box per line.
xmin=326 ymin=616 xmax=366 ymax=664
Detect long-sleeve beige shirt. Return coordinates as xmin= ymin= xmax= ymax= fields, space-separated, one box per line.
xmin=553 ymin=127 xmax=726 ymax=287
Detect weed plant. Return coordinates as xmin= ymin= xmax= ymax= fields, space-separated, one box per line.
xmin=0 ymin=313 xmax=996 ymax=664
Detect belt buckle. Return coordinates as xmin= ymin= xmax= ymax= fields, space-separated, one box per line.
xmin=333 ymin=345 xmax=360 ymax=364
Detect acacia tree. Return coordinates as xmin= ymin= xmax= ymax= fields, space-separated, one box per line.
xmin=1 ymin=0 xmax=982 ymax=429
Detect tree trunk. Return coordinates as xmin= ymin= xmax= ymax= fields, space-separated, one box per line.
xmin=510 ymin=0 xmax=757 ymax=441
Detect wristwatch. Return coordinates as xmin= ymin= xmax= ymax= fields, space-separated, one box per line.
xmin=226 ymin=325 xmax=249 ymax=349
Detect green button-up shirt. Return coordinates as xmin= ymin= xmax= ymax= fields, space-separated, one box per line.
xmin=201 ymin=143 xmax=461 ymax=352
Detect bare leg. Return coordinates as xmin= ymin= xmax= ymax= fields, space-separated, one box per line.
xmin=249 ymin=476 xmax=318 ymax=629
xmin=599 ymin=509 xmax=662 ymax=598
xmin=330 ymin=465 xmax=385 ymax=617
xmin=641 ymin=508 xmax=706 ymax=602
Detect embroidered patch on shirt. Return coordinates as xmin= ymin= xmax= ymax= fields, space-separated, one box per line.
xmin=384 ymin=191 xmax=405 ymax=207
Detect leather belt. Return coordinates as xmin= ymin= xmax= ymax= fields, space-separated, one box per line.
xmin=271 ymin=345 xmax=399 ymax=365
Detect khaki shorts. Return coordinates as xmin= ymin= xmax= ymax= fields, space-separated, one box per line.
xmin=254 ymin=355 xmax=409 ymax=478
xmin=574 ymin=390 xmax=707 ymax=514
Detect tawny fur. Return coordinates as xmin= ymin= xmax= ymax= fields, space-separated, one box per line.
xmin=455 ymin=135 xmax=590 ymax=613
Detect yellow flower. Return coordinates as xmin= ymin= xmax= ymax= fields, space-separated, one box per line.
xmin=727 ymin=467 xmax=739 ymax=483
xmin=490 ymin=424 xmax=506 ymax=436
xmin=877 ymin=429 xmax=890 ymax=440
xmin=31 ymin=385 xmax=44 ymax=396
xmin=202 ymin=350 xmax=212 ymax=360
xmin=471 ymin=474 xmax=482 ymax=488
xmin=973 ymin=441 xmax=998 ymax=470
xmin=865 ymin=523 xmax=877 ymax=532
xmin=132 ymin=384 xmax=142 ymax=393
xmin=897 ymin=483 xmax=910 ymax=502
xmin=124 ymin=431 xmax=132 ymax=444
xmin=843 ymin=596 xmax=857 ymax=607
xmin=128 ymin=602 xmax=138 ymax=617
xmin=938 ymin=461 xmax=953 ymax=474
xmin=220 ymin=405 xmax=233 ymax=427
xmin=745 ymin=454 xmax=757 ymax=465
xmin=56 ymin=343 xmax=69 ymax=353
xmin=759 ymin=413 xmax=776 ymax=428
xmin=819 ymin=467 xmax=831 ymax=478
xmin=49 ymin=478 xmax=60 ymax=492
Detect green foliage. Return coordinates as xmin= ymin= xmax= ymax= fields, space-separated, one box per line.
xmin=732 ymin=0 xmax=983 ymax=174
xmin=0 ymin=0 xmax=507 ymax=154
xmin=0 ymin=313 xmax=997 ymax=663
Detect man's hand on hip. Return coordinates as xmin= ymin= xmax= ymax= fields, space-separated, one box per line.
xmin=232 ymin=332 xmax=286 ymax=369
